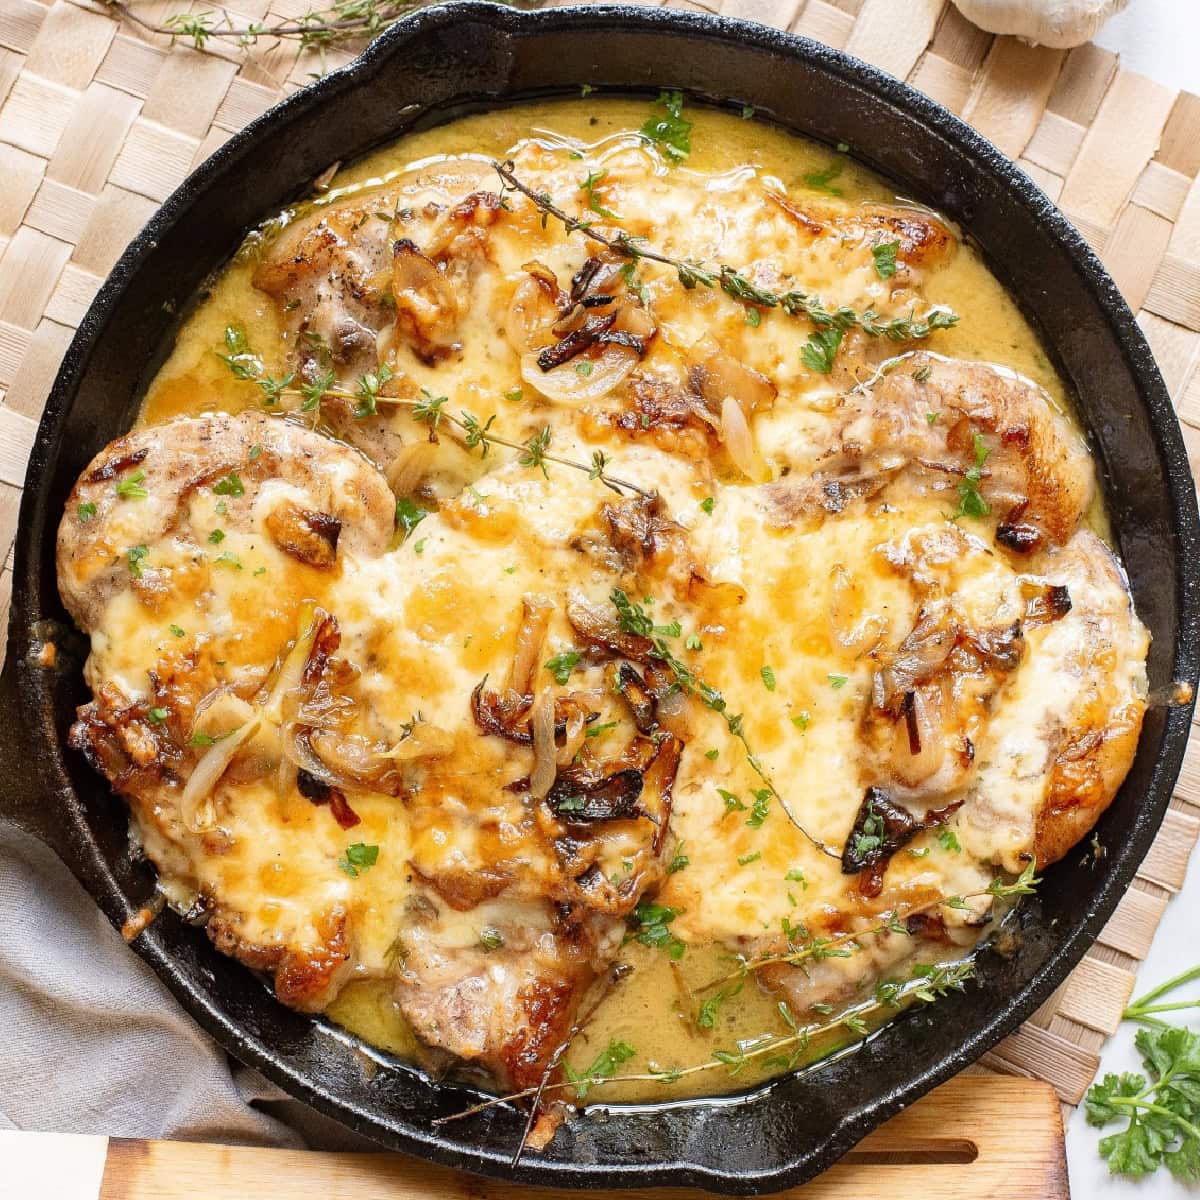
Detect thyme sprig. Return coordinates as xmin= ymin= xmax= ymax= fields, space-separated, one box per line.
xmin=493 ymin=160 xmax=960 ymax=348
xmin=610 ymin=588 xmax=840 ymax=860
xmin=433 ymin=957 xmax=976 ymax=1125
xmin=102 ymin=0 xmax=428 ymax=54
xmin=703 ymin=863 xmax=1039 ymax=990
xmin=215 ymin=330 xmax=650 ymax=498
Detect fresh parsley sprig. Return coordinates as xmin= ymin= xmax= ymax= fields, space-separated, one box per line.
xmin=1087 ymin=965 xmax=1200 ymax=1181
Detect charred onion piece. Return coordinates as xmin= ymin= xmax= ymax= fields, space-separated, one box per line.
xmin=297 ymin=767 xmax=361 ymax=829
xmin=613 ymin=663 xmax=658 ymax=735
xmin=470 ymin=679 xmax=595 ymax=745
xmin=537 ymin=312 xmax=617 ymax=371
xmin=1025 ymin=583 xmax=1072 ymax=628
xmin=265 ymin=501 xmax=342 ymax=569
xmin=841 ymin=786 xmax=959 ymax=876
xmin=547 ymin=765 xmax=644 ymax=824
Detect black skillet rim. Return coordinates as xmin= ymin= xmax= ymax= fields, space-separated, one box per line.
xmin=5 ymin=1 xmax=1199 ymax=1192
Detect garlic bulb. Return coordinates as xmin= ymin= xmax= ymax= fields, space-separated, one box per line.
xmin=950 ymin=0 xmax=1129 ymax=48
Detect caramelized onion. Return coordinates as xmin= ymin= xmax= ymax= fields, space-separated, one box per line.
xmin=829 ymin=564 xmax=887 ymax=653
xmin=180 ymin=719 xmax=261 ymax=833
xmin=507 ymin=595 xmax=554 ymax=695
xmin=506 ymin=272 xmax=560 ymax=354
xmin=556 ymin=705 xmax=588 ymax=766
xmin=720 ymin=395 xmax=769 ymax=482
xmin=529 ymin=687 xmax=557 ymax=800
xmin=387 ymin=440 xmax=438 ymax=496
xmin=891 ymin=686 xmax=945 ymax=787
xmin=520 ymin=345 xmax=637 ymax=406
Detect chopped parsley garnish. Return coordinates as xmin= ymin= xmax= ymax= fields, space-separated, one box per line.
xmin=926 ymin=411 xmax=939 ymax=424
xmin=127 ymin=544 xmax=148 ymax=577
xmin=872 ymin=240 xmax=900 ymax=280
xmin=828 ymin=673 xmax=848 ymax=689
xmin=791 ymin=711 xmax=811 ymax=730
xmin=337 ymin=842 xmax=379 ymax=879
xmin=745 ymin=307 xmax=762 ymax=328
xmin=77 ymin=502 xmax=97 ymax=523
xmin=503 ymin=387 xmax=523 ymax=403
xmin=747 ymin=789 xmax=770 ymax=828
xmin=146 ymin=706 xmax=169 ymax=724
xmin=852 ymin=798 xmax=885 ymax=860
xmin=718 ymin=787 xmax=747 ymax=815
xmin=207 ymin=529 xmax=225 ymax=544
xmin=667 ymin=842 xmax=690 ymax=873
xmin=213 ymin=471 xmax=244 ymax=498
xmin=188 ymin=727 xmax=237 ymax=748
xmin=760 ymin=665 xmax=777 ymax=692
xmin=214 ymin=550 xmax=243 ymax=570
xmin=575 ymin=360 xmax=594 ymax=377
xmin=738 ymin=851 xmax=762 ymax=866
xmin=115 ymin=469 xmax=148 ymax=500
xmin=640 ymin=88 xmax=692 ymax=162
xmin=544 ymin=649 xmax=581 ymax=685
xmin=478 ymin=926 xmax=504 ymax=951
xmin=938 ymin=828 xmax=962 ymax=853
xmin=631 ymin=900 xmax=685 ymax=959
xmin=579 ymin=169 xmax=621 ymax=219
xmin=394 ymin=497 xmax=430 ymax=542
xmin=698 ymin=982 xmax=743 ymax=1030
xmin=801 ymin=327 xmax=843 ymax=374
xmin=169 ymin=624 xmax=185 ymax=638
xmin=953 ymin=432 xmax=991 ymax=519
xmin=803 ymin=159 xmax=843 ymax=196
xmin=564 ymin=1039 xmax=635 ymax=1101
xmin=704 ymin=748 xmax=719 ymax=760
xmin=699 ymin=496 xmax=715 ymax=515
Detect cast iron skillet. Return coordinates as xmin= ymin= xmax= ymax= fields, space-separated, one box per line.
xmin=1 ymin=2 xmax=1197 ymax=1192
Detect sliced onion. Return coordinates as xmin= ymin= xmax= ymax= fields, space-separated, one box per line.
xmin=261 ymin=605 xmax=318 ymax=722
xmin=506 ymin=270 xmax=561 ymax=354
xmin=386 ymin=440 xmax=437 ymax=496
xmin=507 ymin=595 xmax=554 ymax=695
xmin=720 ymin=395 xmax=769 ymax=482
xmin=521 ymin=345 xmax=637 ymax=407
xmin=829 ymin=563 xmax=886 ymax=653
xmin=180 ymin=719 xmax=261 ymax=833
xmin=382 ymin=722 xmax=455 ymax=762
xmin=529 ymin=687 xmax=557 ymax=801
xmin=556 ymin=706 xmax=588 ymax=767
xmin=891 ymin=687 xmax=944 ymax=787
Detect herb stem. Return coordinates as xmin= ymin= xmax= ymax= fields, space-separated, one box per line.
xmin=493 ymin=160 xmax=960 ymax=346
xmin=433 ymin=958 xmax=972 ymax=1125
xmin=274 ymin=385 xmax=652 ymax=498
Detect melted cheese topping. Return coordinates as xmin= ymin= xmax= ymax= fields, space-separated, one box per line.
xmin=65 ymin=99 xmax=1149 ymax=1102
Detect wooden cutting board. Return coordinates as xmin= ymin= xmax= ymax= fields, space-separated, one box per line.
xmin=5 ymin=1075 xmax=1067 ymax=1199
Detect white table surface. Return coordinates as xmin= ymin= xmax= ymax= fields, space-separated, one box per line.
xmin=1065 ymin=6 xmax=1199 ymax=1193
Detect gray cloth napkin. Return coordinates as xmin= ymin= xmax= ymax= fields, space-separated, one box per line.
xmin=0 ymin=821 xmax=375 ymax=1150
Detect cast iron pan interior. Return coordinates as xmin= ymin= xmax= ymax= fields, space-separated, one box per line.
xmin=1 ymin=3 xmax=1197 ymax=1192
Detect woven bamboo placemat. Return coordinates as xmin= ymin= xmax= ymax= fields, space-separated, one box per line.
xmin=0 ymin=0 xmax=1197 ymax=1114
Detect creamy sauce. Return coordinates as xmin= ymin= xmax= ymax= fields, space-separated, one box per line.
xmin=103 ymin=98 xmax=1145 ymax=1108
